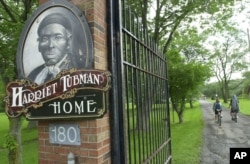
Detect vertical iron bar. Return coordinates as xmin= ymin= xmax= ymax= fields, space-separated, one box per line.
xmin=107 ymin=0 xmax=126 ymax=163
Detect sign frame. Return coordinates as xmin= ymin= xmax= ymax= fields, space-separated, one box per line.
xmin=5 ymin=69 xmax=111 ymax=120
xmin=16 ymin=0 xmax=94 ymax=80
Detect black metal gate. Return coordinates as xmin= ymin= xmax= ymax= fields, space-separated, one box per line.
xmin=108 ymin=0 xmax=172 ymax=163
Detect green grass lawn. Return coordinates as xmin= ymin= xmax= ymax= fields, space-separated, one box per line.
xmin=0 ymin=113 xmax=38 ymax=163
xmin=170 ymin=101 xmax=203 ymax=164
xmin=237 ymin=98 xmax=250 ymax=116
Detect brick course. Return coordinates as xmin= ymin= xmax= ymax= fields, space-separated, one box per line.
xmin=37 ymin=0 xmax=110 ymax=163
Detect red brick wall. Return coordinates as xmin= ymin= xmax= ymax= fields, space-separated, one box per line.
xmin=38 ymin=0 xmax=110 ymax=163
xmin=75 ymin=0 xmax=108 ymax=70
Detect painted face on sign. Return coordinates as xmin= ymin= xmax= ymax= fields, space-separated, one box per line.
xmin=38 ymin=23 xmax=71 ymax=66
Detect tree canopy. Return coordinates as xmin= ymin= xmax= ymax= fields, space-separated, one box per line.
xmin=125 ymin=0 xmax=235 ymax=53
xmin=0 ymin=0 xmax=37 ymax=83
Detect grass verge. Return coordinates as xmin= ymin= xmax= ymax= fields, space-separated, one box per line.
xmin=0 ymin=113 xmax=38 ymax=163
xmin=237 ymin=98 xmax=250 ymax=116
xmin=170 ymin=101 xmax=204 ymax=164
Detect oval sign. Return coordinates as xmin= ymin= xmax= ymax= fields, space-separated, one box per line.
xmin=16 ymin=0 xmax=94 ymax=85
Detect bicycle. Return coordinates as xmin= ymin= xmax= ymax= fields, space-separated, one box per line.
xmin=217 ymin=109 xmax=222 ymax=126
xmin=232 ymin=110 xmax=238 ymax=123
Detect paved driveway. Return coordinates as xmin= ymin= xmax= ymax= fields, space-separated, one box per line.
xmin=200 ymin=100 xmax=250 ymax=164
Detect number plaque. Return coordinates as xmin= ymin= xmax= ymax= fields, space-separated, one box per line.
xmin=49 ymin=124 xmax=81 ymax=145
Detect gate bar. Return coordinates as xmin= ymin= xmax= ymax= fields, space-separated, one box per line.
xmin=107 ymin=0 xmax=126 ymax=163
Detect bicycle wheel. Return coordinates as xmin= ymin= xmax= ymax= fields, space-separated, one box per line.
xmin=232 ymin=112 xmax=237 ymax=123
xmin=218 ymin=114 xmax=221 ymax=126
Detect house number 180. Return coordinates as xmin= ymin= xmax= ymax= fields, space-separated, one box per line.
xmin=49 ymin=124 xmax=81 ymax=146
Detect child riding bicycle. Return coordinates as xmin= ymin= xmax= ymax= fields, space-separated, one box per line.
xmin=213 ymin=98 xmax=222 ymax=123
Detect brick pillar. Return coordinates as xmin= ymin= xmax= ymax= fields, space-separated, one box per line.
xmin=38 ymin=0 xmax=110 ymax=163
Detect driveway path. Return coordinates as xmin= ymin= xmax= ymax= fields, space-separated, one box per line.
xmin=200 ymin=100 xmax=250 ymax=164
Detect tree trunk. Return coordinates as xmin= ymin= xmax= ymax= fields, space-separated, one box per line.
xmin=224 ymin=81 xmax=229 ymax=103
xmin=171 ymin=100 xmax=185 ymax=124
xmin=177 ymin=112 xmax=184 ymax=124
xmin=8 ymin=117 xmax=23 ymax=164
xmin=189 ymin=100 xmax=193 ymax=108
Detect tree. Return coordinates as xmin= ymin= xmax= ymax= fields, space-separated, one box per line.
xmin=206 ymin=25 xmax=249 ymax=102
xmin=0 ymin=0 xmax=37 ymax=163
xmin=199 ymin=1 xmax=250 ymax=103
xmin=242 ymin=71 xmax=250 ymax=98
xmin=166 ymin=24 xmax=212 ymax=123
xmin=167 ymin=49 xmax=210 ymax=123
xmin=123 ymin=0 xmax=235 ymax=123
xmin=209 ymin=38 xmax=248 ymax=102
xmin=126 ymin=0 xmax=235 ymax=53
xmin=200 ymin=82 xmax=219 ymax=99
xmin=232 ymin=0 xmax=250 ymax=51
